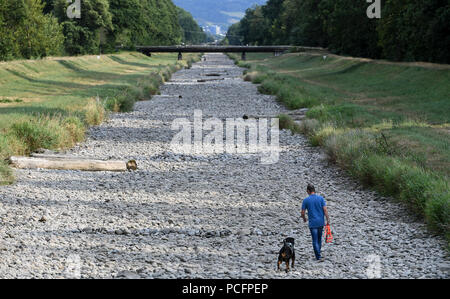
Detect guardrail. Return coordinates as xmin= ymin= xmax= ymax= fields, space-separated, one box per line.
xmin=129 ymin=45 xmax=327 ymax=60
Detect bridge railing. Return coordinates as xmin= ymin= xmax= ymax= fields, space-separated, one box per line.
xmin=118 ymin=45 xmax=328 ymax=60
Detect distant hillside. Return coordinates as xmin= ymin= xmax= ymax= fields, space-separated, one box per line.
xmin=173 ymin=0 xmax=266 ymax=33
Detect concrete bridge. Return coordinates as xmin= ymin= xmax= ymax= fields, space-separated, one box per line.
xmin=134 ymin=45 xmax=326 ymax=60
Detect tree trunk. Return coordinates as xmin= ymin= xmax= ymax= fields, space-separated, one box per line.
xmin=8 ymin=156 xmax=137 ymax=172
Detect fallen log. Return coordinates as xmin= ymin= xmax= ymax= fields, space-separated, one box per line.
xmin=157 ymin=95 xmax=182 ymax=98
xmin=8 ymin=156 xmax=137 ymax=172
xmin=30 ymin=153 xmax=93 ymax=160
xmin=204 ymin=73 xmax=222 ymax=77
xmin=197 ymin=78 xmax=225 ymax=82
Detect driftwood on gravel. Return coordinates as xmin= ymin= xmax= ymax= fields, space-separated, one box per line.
xmin=204 ymin=73 xmax=222 ymax=77
xmin=197 ymin=78 xmax=225 ymax=82
xmin=8 ymin=156 xmax=137 ymax=172
xmin=31 ymin=153 xmax=94 ymax=160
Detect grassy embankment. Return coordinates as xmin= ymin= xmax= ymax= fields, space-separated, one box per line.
xmin=0 ymin=52 xmax=200 ymax=184
xmin=229 ymin=52 xmax=449 ymax=246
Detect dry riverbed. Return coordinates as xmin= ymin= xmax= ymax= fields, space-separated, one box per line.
xmin=0 ymin=54 xmax=448 ymax=279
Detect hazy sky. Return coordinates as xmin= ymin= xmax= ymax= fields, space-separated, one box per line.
xmin=173 ymin=0 xmax=267 ymax=29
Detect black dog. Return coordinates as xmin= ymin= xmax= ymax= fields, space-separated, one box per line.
xmin=277 ymin=237 xmax=295 ymax=272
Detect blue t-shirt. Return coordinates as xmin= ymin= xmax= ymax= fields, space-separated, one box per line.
xmin=302 ymin=194 xmax=326 ymax=228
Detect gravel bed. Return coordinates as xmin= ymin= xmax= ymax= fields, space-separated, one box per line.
xmin=0 ymin=53 xmax=448 ymax=279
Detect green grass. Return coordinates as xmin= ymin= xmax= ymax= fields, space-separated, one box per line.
xmin=0 ymin=161 xmax=13 ymax=185
xmin=278 ymin=113 xmax=302 ymax=134
xmin=230 ymin=52 xmax=450 ymax=246
xmin=0 ymin=52 xmax=201 ymax=184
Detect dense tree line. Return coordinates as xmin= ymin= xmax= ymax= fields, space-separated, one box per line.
xmin=0 ymin=0 xmax=207 ymax=60
xmin=225 ymin=0 xmax=450 ymax=64
xmin=0 ymin=0 xmax=64 ymax=60
xmin=177 ymin=7 xmax=208 ymax=45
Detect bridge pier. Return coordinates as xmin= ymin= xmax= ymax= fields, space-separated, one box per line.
xmin=241 ymin=52 xmax=246 ymax=61
xmin=178 ymin=52 xmax=183 ymax=60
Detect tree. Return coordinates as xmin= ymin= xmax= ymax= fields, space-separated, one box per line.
xmin=0 ymin=0 xmax=64 ymax=60
xmin=0 ymin=0 xmax=20 ymax=60
xmin=107 ymin=0 xmax=146 ymax=49
xmin=177 ymin=7 xmax=207 ymax=44
xmin=138 ymin=0 xmax=181 ymax=46
xmin=378 ymin=0 xmax=450 ymax=63
xmin=53 ymin=0 xmax=113 ymax=55
xmin=107 ymin=0 xmax=182 ymax=49
xmin=225 ymin=22 xmax=244 ymax=45
xmin=320 ymin=0 xmax=380 ymax=58
xmin=239 ymin=5 xmax=270 ymax=45
xmin=262 ymin=0 xmax=287 ymax=44
xmin=1 ymin=0 xmax=193 ymax=60
xmin=42 ymin=0 xmax=56 ymax=14
xmin=280 ymin=0 xmax=328 ymax=47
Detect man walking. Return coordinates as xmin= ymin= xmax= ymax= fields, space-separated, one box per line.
xmin=301 ymin=184 xmax=330 ymax=261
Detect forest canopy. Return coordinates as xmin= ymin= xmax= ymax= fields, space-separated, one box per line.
xmin=0 ymin=0 xmax=207 ymax=60
xmin=177 ymin=7 xmax=209 ymax=45
xmin=225 ymin=0 xmax=450 ymax=64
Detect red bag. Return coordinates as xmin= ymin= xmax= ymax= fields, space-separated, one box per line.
xmin=324 ymin=224 xmax=333 ymax=243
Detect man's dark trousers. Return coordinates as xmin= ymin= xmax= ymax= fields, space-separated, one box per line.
xmin=310 ymin=227 xmax=323 ymax=260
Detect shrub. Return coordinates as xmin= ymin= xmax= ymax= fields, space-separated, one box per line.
xmin=159 ymin=65 xmax=177 ymax=82
xmin=311 ymin=124 xmax=337 ymax=147
xmin=285 ymin=92 xmax=318 ymax=109
xmin=345 ymin=152 xmax=449 ymax=242
xmin=124 ymin=85 xmax=145 ymax=101
xmin=62 ymin=117 xmax=85 ymax=145
xmin=425 ymin=189 xmax=450 ymax=243
xmin=104 ymin=94 xmax=135 ymax=113
xmin=143 ymin=83 xmax=159 ymax=96
xmin=298 ymin=118 xmax=320 ymax=137
xmin=243 ymin=71 xmax=260 ymax=82
xmin=258 ymin=79 xmax=281 ymax=95
xmin=10 ymin=120 xmax=60 ymax=154
xmin=84 ymin=98 xmax=105 ymax=126
xmin=278 ymin=114 xmax=302 ymax=134
xmin=257 ymin=76 xmax=318 ymax=109
xmin=307 ymin=104 xmax=333 ymax=122
xmin=0 ymin=134 xmax=13 ymax=159
xmin=143 ymin=76 xmax=162 ymax=96
xmin=0 ymin=161 xmax=14 ymax=185
xmin=323 ymin=129 xmax=377 ymax=164
xmin=252 ymin=73 xmax=269 ymax=84
xmin=237 ymin=61 xmax=251 ymax=68
xmin=104 ymin=67 xmax=176 ymax=112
